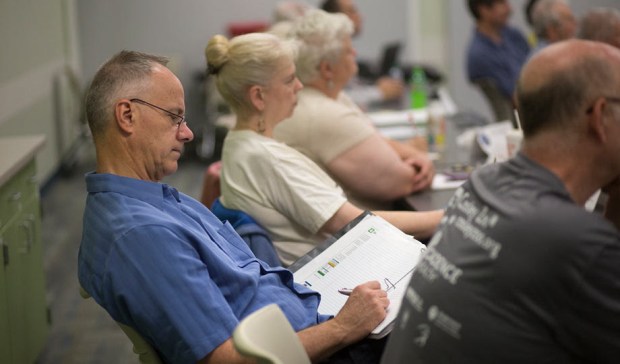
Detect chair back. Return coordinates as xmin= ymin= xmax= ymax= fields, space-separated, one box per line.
xmin=211 ymin=198 xmax=282 ymax=267
xmin=471 ymin=78 xmax=515 ymax=124
xmin=79 ymin=287 xmax=163 ymax=364
xmin=200 ymin=160 xmax=222 ymax=209
xmin=233 ymin=304 xmax=310 ymax=364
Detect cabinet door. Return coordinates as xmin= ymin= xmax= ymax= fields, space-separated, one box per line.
xmin=0 ymin=236 xmax=11 ymax=363
xmin=0 ymin=159 xmax=49 ymax=364
xmin=3 ymin=221 xmax=29 ymax=364
xmin=19 ymin=200 xmax=48 ymax=363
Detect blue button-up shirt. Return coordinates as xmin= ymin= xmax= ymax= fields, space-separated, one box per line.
xmin=78 ymin=173 xmax=328 ymax=363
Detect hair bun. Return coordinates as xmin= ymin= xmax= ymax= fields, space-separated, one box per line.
xmin=205 ymin=34 xmax=230 ymax=75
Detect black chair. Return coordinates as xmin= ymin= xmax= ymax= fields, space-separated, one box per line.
xmin=471 ymin=78 xmax=515 ymax=125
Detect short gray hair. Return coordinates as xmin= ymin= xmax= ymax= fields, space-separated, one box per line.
xmin=579 ymin=8 xmax=620 ymax=47
xmin=289 ymin=9 xmax=354 ymax=84
xmin=531 ymin=0 xmax=568 ymax=39
xmin=517 ymin=52 xmax=615 ymax=137
xmin=85 ymin=50 xmax=168 ymax=138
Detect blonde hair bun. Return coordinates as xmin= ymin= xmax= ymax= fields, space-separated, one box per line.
xmin=206 ymin=34 xmax=230 ymax=75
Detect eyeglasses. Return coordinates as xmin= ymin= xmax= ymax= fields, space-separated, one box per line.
xmin=586 ymin=96 xmax=620 ymax=114
xmin=130 ymin=98 xmax=187 ymax=128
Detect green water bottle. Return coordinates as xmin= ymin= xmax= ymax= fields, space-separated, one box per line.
xmin=409 ymin=66 xmax=428 ymax=109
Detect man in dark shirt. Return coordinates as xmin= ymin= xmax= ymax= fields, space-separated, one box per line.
xmin=466 ymin=0 xmax=529 ymax=123
xmin=466 ymin=0 xmax=530 ymax=99
xmin=382 ymin=39 xmax=620 ymax=363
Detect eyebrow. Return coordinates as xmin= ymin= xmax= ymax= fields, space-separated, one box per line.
xmin=284 ymin=72 xmax=296 ymax=82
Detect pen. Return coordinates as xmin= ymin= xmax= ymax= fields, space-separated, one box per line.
xmin=338 ymin=288 xmax=353 ymax=296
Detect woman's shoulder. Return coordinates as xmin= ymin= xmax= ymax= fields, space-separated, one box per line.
xmin=297 ymin=88 xmax=356 ymax=117
xmin=225 ymin=130 xmax=307 ymax=164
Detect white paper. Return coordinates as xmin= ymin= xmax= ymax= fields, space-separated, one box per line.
xmin=475 ymin=121 xmax=514 ymax=163
xmin=432 ymin=173 xmax=467 ymax=190
xmin=367 ymin=109 xmax=429 ymax=127
xmin=293 ymin=215 xmax=426 ymax=336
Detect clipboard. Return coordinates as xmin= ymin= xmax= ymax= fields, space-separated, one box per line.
xmin=291 ymin=211 xmax=426 ymax=338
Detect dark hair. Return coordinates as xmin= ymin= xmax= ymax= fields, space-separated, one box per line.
xmin=525 ymin=0 xmax=540 ymax=26
xmin=321 ymin=0 xmax=341 ymax=13
xmin=516 ymin=55 xmax=613 ymax=137
xmin=467 ymin=0 xmax=503 ymax=20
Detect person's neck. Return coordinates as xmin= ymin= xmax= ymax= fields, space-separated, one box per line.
xmin=307 ymin=79 xmax=341 ymax=100
xmin=234 ymin=115 xmax=274 ymax=138
xmin=477 ymin=21 xmax=503 ymax=43
xmin=94 ymin=136 xmax=169 ymax=182
xmin=521 ymin=137 xmax=605 ymax=206
xmin=96 ymin=151 xmax=156 ymax=182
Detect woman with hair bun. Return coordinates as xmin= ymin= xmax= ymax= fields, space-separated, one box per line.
xmin=206 ymin=32 xmax=443 ymax=265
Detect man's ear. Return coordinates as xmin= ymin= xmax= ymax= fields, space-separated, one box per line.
xmin=248 ymin=85 xmax=265 ymax=112
xmin=114 ymin=99 xmax=135 ymax=134
xmin=587 ymin=98 xmax=608 ymax=144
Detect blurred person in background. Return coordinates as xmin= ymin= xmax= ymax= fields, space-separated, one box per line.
xmin=275 ymin=9 xmax=435 ymax=212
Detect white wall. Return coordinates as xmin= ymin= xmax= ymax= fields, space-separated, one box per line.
xmin=571 ymin=0 xmax=620 ymax=16
xmin=351 ymin=0 xmax=409 ymax=61
xmin=0 ymin=0 xmax=81 ymax=183
xmin=76 ymin=0 xmax=409 ymax=146
xmin=5 ymin=0 xmax=619 ymax=181
xmin=78 ymin=0 xmax=276 ymax=139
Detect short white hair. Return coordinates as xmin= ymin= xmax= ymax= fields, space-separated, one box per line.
xmin=289 ymin=9 xmax=354 ymax=84
xmin=531 ymin=0 xmax=569 ymax=39
xmin=273 ymin=1 xmax=310 ymax=22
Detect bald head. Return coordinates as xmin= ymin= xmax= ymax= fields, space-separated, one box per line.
xmin=516 ymin=40 xmax=620 ymax=137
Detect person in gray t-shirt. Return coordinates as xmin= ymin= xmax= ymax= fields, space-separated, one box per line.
xmin=381 ymin=39 xmax=620 ymax=363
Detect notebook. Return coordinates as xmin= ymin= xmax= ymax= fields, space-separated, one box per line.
xmin=290 ymin=212 xmax=426 ymax=339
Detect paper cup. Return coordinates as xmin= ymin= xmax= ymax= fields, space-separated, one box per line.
xmin=506 ymin=129 xmax=523 ymax=158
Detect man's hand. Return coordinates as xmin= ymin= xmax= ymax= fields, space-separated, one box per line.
xmin=377 ymin=77 xmax=405 ymax=101
xmin=331 ymin=281 xmax=389 ymax=342
xmin=406 ymin=156 xmax=435 ymax=192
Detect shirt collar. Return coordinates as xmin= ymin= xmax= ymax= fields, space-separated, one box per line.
xmin=85 ymin=172 xmax=181 ymax=210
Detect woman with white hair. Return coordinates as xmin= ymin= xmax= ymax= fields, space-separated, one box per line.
xmin=274 ymin=9 xmax=435 ymax=211
xmin=206 ymin=32 xmax=443 ymax=265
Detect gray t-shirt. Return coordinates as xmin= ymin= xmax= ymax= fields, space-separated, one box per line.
xmin=381 ymin=153 xmax=620 ymax=363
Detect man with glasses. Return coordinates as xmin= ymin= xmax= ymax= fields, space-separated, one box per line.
xmin=381 ymin=39 xmax=620 ymax=363
xmin=78 ymin=50 xmax=390 ymax=364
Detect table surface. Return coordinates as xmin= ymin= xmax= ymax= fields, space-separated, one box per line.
xmin=402 ymin=111 xmax=487 ymax=211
